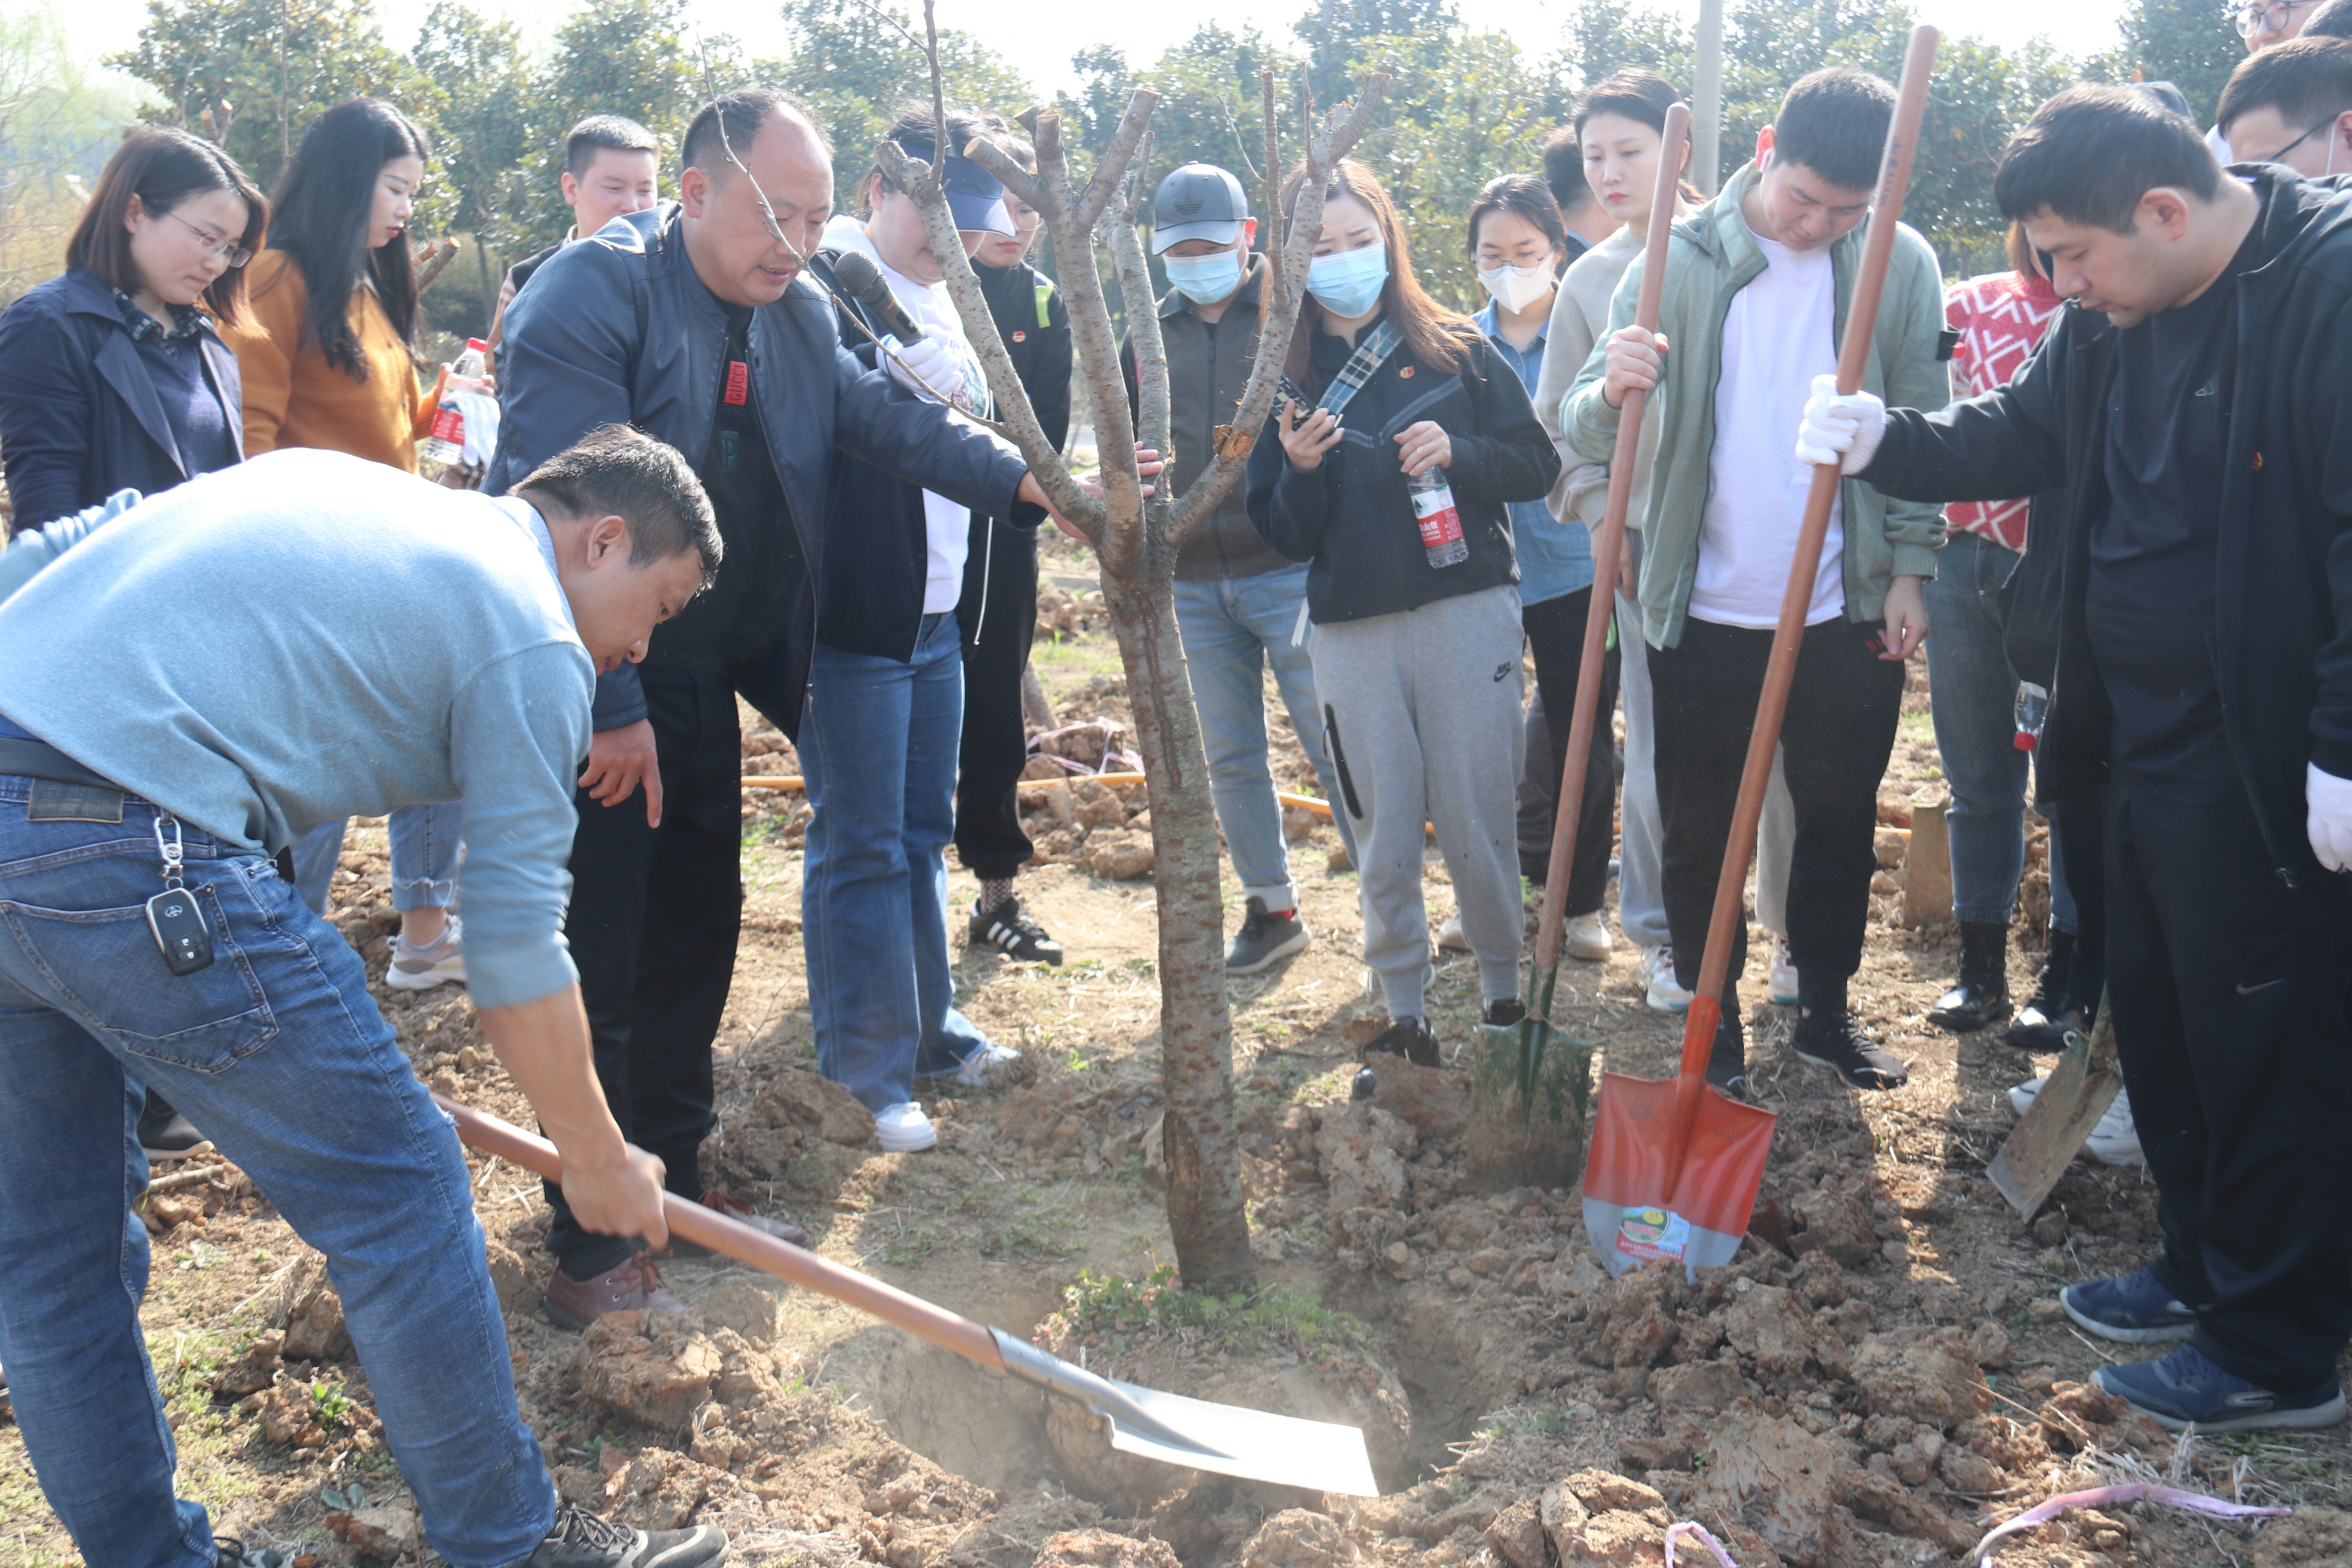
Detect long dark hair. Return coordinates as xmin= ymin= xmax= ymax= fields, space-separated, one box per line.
xmin=68 ymin=127 xmax=268 ymax=326
xmin=261 ymin=99 xmax=431 ymax=380
xmin=1278 ymin=157 xmax=1473 ymax=382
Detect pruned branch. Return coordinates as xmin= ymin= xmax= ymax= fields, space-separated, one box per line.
xmin=1167 ymin=75 xmax=1389 ymax=542
xmin=1073 ymin=89 xmax=1161 ymax=231
xmin=956 ymin=135 xmax=1049 ymax=228
xmin=1099 ymin=188 xmax=1170 ymax=538
xmin=1257 ymin=69 xmax=1286 ymax=339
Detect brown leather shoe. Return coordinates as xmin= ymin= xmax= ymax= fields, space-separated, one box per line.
xmin=670 ymin=1189 xmax=810 ymax=1254
xmin=542 ymin=1250 xmax=687 ymax=1331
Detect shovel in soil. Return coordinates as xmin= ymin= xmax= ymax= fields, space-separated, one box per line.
xmin=1580 ymin=25 xmax=1941 ymax=1277
xmin=1986 ymin=990 xmax=2121 ymax=1218
xmin=433 ymin=1094 xmax=1378 ymax=1497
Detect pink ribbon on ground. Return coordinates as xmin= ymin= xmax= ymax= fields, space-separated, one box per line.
xmin=1665 ymin=1485 xmax=2288 ymax=1568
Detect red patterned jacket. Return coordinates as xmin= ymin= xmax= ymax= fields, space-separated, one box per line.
xmin=1941 ymin=271 xmax=2062 ymax=551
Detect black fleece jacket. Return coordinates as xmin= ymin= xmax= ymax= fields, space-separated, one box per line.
xmin=1245 ymin=324 xmax=1558 ymax=624
xmin=1859 ymin=168 xmax=2352 ymax=886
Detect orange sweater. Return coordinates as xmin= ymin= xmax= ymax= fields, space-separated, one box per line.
xmin=222 ymin=249 xmax=437 ymax=472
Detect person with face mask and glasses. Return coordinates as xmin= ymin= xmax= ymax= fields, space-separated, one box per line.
xmin=1123 ymin=162 xmax=1359 ymax=974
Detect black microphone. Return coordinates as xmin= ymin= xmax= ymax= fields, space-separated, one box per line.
xmin=831 ymin=250 xmax=924 ymax=343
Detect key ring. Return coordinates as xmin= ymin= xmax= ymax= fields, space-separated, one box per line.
xmin=153 ymin=810 xmax=187 ymax=891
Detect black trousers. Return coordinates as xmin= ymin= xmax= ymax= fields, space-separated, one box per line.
xmin=1649 ymin=616 xmax=1905 ymax=999
xmin=1521 ymin=587 xmax=1621 ymax=918
xmin=954 ymin=514 xmax=1039 ymax=882
xmin=547 ymin=660 xmax=745 ymax=1279
xmin=2107 ymin=786 xmax=2352 ymax=1389
xmin=2050 ymin=789 xmax=2107 ymax=1006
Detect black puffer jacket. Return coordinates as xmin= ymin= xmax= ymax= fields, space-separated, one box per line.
xmin=1244 ymin=324 xmax=1558 ymax=624
xmin=1861 ymin=168 xmax=2352 ymax=885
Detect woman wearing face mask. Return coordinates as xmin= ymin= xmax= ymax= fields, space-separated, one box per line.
xmin=1246 ymin=158 xmax=1560 ymax=1066
xmin=223 ymin=98 xmax=487 ymax=985
xmin=1532 ymin=67 xmax=1708 ymax=1017
xmin=1465 ymin=172 xmax=1621 ymax=974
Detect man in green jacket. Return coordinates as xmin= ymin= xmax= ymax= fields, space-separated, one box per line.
xmin=1563 ymin=67 xmax=1948 ymax=1096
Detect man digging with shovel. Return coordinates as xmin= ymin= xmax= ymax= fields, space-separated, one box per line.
xmin=0 ymin=433 xmax=732 ymax=1567
xmin=1797 ymin=86 xmax=2352 ymax=1432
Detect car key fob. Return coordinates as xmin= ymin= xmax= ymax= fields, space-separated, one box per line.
xmin=147 ymin=887 xmax=214 ymax=976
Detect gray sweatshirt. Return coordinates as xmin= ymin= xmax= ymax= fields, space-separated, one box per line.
xmin=0 ymin=449 xmax=594 ymax=1007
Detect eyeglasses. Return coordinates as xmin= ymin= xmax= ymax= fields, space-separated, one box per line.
xmin=163 ymin=208 xmax=253 ymax=268
xmin=2251 ymin=117 xmax=2331 ymax=163
xmin=2234 ymin=0 xmax=2316 ymax=38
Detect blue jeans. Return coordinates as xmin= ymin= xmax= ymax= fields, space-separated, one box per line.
xmin=290 ymin=801 xmax=465 ymax=917
xmin=1922 ymin=530 xmax=2075 ymax=930
xmin=802 ymin=616 xmax=985 ymax=1112
xmin=0 ymin=776 xmax=548 ymax=1568
xmin=1172 ymin=565 xmax=1357 ymax=907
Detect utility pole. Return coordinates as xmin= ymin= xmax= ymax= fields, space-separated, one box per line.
xmin=1693 ymin=0 xmax=1723 ymax=195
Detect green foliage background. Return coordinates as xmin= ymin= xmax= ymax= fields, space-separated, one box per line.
xmin=0 ymin=0 xmax=2256 ymax=335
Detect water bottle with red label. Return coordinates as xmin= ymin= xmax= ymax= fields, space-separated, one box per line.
xmin=1408 ymin=467 xmax=1468 ymax=567
xmin=2013 ymin=681 xmax=2050 ymax=751
xmin=422 ymin=338 xmax=490 ymax=467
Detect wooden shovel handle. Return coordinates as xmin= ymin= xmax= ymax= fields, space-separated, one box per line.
xmin=434 ymin=1093 xmax=1007 ymax=1372
xmin=1677 ymin=25 xmax=1940 ymax=1076
xmin=1535 ymin=102 xmax=1690 ymax=970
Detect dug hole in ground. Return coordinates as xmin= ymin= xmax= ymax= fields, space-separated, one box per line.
xmin=14 ymin=530 xmax=2352 ymax=1568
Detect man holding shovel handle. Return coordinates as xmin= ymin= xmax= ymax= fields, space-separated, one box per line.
xmin=1797 ymin=86 xmax=2352 ymax=1434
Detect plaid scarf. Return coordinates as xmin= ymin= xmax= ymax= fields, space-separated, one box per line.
xmin=1283 ymin=319 xmax=1404 ymax=422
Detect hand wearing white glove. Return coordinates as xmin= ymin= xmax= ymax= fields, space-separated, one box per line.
xmin=881 ymin=332 xmax=990 ymax=418
xmin=2309 ymin=761 xmax=2352 ymax=873
xmin=1793 ymin=373 xmax=1888 ymax=474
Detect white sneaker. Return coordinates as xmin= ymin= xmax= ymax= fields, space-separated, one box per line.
xmin=1565 ymin=912 xmax=1613 ymax=962
xmin=1640 ymin=945 xmax=1692 ymax=1013
xmin=944 ymin=1039 xmax=1023 ymax=1090
xmin=1437 ymin=914 xmax=1471 ymax=953
xmin=874 ymin=1102 xmax=938 ymax=1153
xmin=1768 ymin=933 xmax=1799 ymax=1006
xmin=2006 ymin=1076 xmax=2143 ymax=1167
xmin=387 ymin=917 xmax=466 ymax=991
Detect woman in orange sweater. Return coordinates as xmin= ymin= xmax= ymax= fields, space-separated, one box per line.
xmin=225 ymin=98 xmax=489 ymax=989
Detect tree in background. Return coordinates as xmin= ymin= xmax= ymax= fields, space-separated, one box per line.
xmin=0 ymin=6 xmax=141 ymax=307
xmin=2092 ymin=0 xmax=2245 ymax=120
xmin=409 ymin=0 xmax=532 ymax=331
xmin=524 ymin=0 xmax=709 ymax=247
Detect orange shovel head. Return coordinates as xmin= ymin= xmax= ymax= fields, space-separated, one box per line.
xmin=1580 ymin=1018 xmax=1777 ymax=1276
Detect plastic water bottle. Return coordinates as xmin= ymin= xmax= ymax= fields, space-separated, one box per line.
xmin=1409 ymin=467 xmax=1468 ymax=568
xmin=2013 ymin=681 xmax=2050 ymax=751
xmin=422 ymin=338 xmax=489 ymax=466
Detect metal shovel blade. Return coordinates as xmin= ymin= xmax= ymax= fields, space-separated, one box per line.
xmin=993 ymin=1330 xmax=1379 ymax=1496
xmin=1581 ymin=1067 xmax=1777 ymax=1279
xmin=1987 ymin=993 xmax=2121 ymax=1218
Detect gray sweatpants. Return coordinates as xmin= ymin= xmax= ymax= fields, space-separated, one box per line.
xmin=1311 ymin=584 xmax=1526 ymax=1018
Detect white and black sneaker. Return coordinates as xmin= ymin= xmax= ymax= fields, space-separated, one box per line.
xmin=525 ymin=1504 xmax=729 ymax=1568
xmin=968 ymin=895 xmax=1064 ymax=965
xmin=1226 ymin=897 xmax=1310 ymax=973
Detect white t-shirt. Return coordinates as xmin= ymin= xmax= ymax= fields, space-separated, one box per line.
xmin=819 ymin=214 xmax=992 ymax=614
xmin=1692 ymin=223 xmax=1846 ymax=629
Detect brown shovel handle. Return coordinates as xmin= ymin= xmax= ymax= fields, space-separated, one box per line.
xmin=1676 ymin=26 xmax=1940 ymax=1078
xmin=1535 ymin=102 xmax=1690 ymax=970
xmin=433 ymin=1093 xmax=1008 ymax=1373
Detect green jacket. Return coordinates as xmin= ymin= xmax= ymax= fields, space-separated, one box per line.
xmin=1561 ymin=162 xmax=1949 ymax=649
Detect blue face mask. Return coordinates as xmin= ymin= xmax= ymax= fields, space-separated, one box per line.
xmin=1162 ymin=247 xmax=1244 ymax=304
xmin=1306 ymin=240 xmax=1389 ymax=318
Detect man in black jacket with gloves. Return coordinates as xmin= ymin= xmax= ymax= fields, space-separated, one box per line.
xmin=1798 ymin=86 xmax=2352 ymax=1433
xmin=489 ymin=88 xmax=1060 ymax=1324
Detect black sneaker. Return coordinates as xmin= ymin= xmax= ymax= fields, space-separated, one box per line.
xmin=1705 ymin=1009 xmax=1749 ymax=1102
xmin=1483 ymin=998 xmax=1527 ymax=1027
xmin=1364 ymin=1015 xmax=1438 ymax=1067
xmin=1791 ymin=1010 xmax=1909 ymax=1090
xmin=525 ymin=1503 xmax=729 ymax=1568
xmin=1226 ymin=896 xmax=1310 ymax=973
xmin=2005 ymin=929 xmax=2081 ymax=1050
xmin=140 ymin=1091 xmax=213 ymax=1163
xmin=968 ymin=895 xmax=1064 ymax=965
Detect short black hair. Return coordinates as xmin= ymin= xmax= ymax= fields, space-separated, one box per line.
xmin=681 ymin=89 xmax=831 ymax=178
xmin=1995 ymin=85 xmax=2222 ymax=232
xmin=1772 ymin=67 xmax=1895 ymax=192
xmin=2305 ymin=0 xmax=2352 ymax=39
xmin=1538 ymin=124 xmax=1599 ymax=215
xmin=1466 ymin=172 xmax=1567 ymax=257
xmin=2219 ymin=36 xmax=2352 ymax=141
xmin=513 ymin=426 xmax=723 ymax=589
xmin=564 ymin=115 xmax=658 ymax=179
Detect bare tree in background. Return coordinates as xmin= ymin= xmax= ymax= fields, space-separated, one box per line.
xmin=872 ymin=9 xmax=1384 ymax=1288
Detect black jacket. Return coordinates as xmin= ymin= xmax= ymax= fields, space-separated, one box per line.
xmin=485 ymin=204 xmax=1029 ymax=735
xmin=1245 ymin=324 xmax=1557 ymax=624
xmin=0 ymin=268 xmax=244 ymax=530
xmin=1861 ymin=168 xmax=2352 ymax=884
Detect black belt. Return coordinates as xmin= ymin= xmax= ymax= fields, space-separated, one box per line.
xmin=0 ymin=737 xmax=122 ymax=793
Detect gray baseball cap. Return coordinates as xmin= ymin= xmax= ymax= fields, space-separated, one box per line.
xmin=1152 ymin=163 xmax=1249 ymax=253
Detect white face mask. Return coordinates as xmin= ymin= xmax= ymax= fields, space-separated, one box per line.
xmin=1479 ymin=259 xmax=1554 ymax=313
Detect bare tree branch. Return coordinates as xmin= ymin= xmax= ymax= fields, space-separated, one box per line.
xmin=922 ymin=0 xmax=948 ymax=205
xmin=1073 ymin=89 xmax=1161 ymax=231
xmin=1257 ymin=69 xmax=1285 ymax=341
xmin=955 ymin=135 xmax=1049 ymax=227
xmin=1099 ymin=190 xmax=1171 ymax=545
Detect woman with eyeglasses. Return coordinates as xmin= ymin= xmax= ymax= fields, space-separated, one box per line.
xmin=0 ymin=127 xmax=265 ymax=530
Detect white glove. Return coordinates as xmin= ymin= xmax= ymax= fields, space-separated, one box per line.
xmin=449 ymin=390 xmax=501 ymax=468
xmin=2310 ymin=762 xmax=2352 ymax=872
xmin=881 ymin=333 xmax=956 ymax=403
xmin=1794 ymin=373 xmax=1888 ymax=474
